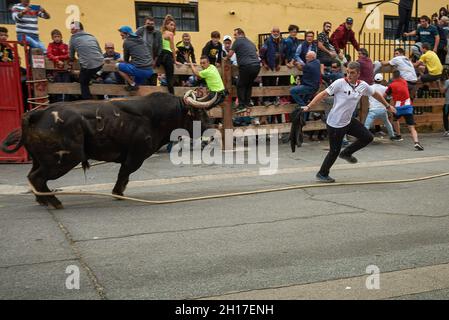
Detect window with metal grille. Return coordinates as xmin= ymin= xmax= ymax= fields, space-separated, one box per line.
xmin=384 ymin=15 xmax=419 ymax=40
xmin=0 ymin=0 xmax=16 ymax=24
xmin=135 ymin=2 xmax=199 ymax=32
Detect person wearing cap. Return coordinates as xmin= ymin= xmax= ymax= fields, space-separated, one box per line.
xmin=69 ymin=22 xmax=104 ymax=100
xmin=364 ymin=73 xmax=397 ymax=141
xmin=330 ymin=18 xmax=360 ymax=55
xmin=222 ymin=35 xmax=237 ymax=66
xmin=117 ymin=26 xmax=154 ymax=91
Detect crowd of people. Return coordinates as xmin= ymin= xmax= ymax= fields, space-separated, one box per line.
xmin=1 ymin=0 xmax=449 ymax=142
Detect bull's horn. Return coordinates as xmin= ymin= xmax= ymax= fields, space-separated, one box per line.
xmin=186 ymin=92 xmax=218 ymax=109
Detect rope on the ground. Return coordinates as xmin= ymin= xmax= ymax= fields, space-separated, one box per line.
xmin=28 ymin=171 xmax=449 ymax=206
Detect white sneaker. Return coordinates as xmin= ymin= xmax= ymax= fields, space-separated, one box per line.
xmin=444 ymin=131 xmax=449 ymax=137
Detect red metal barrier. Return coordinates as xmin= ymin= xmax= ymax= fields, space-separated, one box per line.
xmin=0 ymin=41 xmax=27 ymax=163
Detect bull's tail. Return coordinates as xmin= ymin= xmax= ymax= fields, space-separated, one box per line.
xmin=1 ymin=129 xmax=24 ymax=154
xmin=289 ymin=108 xmax=305 ymax=153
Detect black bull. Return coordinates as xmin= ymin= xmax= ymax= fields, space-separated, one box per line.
xmin=1 ymin=92 xmax=210 ymax=209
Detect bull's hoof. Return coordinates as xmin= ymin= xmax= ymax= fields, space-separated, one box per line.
xmin=48 ymin=198 xmax=64 ymax=210
xmin=112 ymin=191 xmax=124 ymax=200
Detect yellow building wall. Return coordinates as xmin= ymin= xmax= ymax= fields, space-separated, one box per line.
xmin=1 ymin=0 xmax=448 ymax=55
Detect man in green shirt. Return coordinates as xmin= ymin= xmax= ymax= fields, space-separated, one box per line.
xmin=189 ymin=55 xmax=226 ymax=108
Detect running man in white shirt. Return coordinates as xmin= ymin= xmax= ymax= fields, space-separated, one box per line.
xmin=302 ymin=61 xmax=394 ymax=183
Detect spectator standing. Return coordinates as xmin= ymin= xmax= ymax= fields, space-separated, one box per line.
xmin=47 ymin=29 xmax=70 ymax=102
xmin=283 ymin=25 xmax=300 ymax=68
xmin=11 ymin=0 xmax=49 ymax=52
xmin=414 ymin=42 xmax=443 ymax=83
xmin=394 ymin=0 xmax=415 ymax=42
xmin=440 ymin=78 xmax=449 ymax=137
xmin=405 ymin=16 xmax=440 ymax=59
xmin=294 ymin=31 xmax=317 ymax=67
xmin=386 ymin=70 xmax=424 ymax=150
xmin=357 ymin=48 xmax=374 ymax=85
xmin=158 ymin=15 xmax=182 ymax=94
xmin=176 ymin=33 xmax=196 ymax=64
xmin=436 ymin=17 xmax=449 ymax=65
xmin=117 ymin=26 xmax=154 ymax=91
xmin=202 ymin=31 xmax=223 ymax=66
xmin=260 ymin=26 xmax=284 ymax=107
xmin=136 ymin=16 xmax=162 ymax=85
xmin=225 ymin=28 xmax=261 ymax=113
xmin=330 ymin=17 xmax=360 ymax=56
xmin=317 ymin=22 xmax=337 ymax=67
xmin=0 ymin=27 xmax=13 ymax=62
xmin=69 ymin=22 xmax=104 ymax=100
xmin=222 ymin=35 xmax=237 ymax=66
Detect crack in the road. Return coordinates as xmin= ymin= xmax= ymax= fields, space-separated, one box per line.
xmin=73 ymin=210 xmax=366 ymax=243
xmin=47 ymin=210 xmax=108 ymax=300
xmin=300 ymin=189 xmax=449 ymax=219
xmin=0 ymin=258 xmax=78 ymax=269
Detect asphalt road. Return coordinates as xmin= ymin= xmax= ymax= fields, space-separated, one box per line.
xmin=1 ymin=133 xmax=449 ymax=300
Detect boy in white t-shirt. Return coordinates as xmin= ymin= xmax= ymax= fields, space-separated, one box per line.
xmin=301 ymin=62 xmax=393 ymax=183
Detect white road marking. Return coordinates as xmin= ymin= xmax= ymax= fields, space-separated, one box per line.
xmin=198 ymin=262 xmax=449 ymax=300
xmin=0 ymin=155 xmax=448 ymax=195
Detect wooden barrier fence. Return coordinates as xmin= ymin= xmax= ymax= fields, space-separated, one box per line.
xmin=30 ymin=48 xmax=445 ymax=151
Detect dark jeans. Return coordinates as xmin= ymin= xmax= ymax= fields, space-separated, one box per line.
xmin=319 ymin=118 xmax=374 ymax=176
xmin=237 ymin=64 xmax=261 ymax=106
xmin=437 ymin=47 xmax=447 ymax=65
xmin=52 ymin=71 xmax=71 ymax=102
xmin=444 ymin=104 xmax=449 ymax=131
xmin=80 ymin=65 xmax=103 ymax=100
xmin=395 ymin=7 xmax=412 ymax=40
xmin=148 ymin=73 xmax=158 ymax=86
xmin=159 ymin=50 xmax=175 ymax=94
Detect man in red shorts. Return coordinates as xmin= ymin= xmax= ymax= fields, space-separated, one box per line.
xmin=386 ymin=70 xmax=424 ymax=151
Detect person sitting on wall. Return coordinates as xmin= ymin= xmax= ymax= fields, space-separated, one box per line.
xmin=99 ymin=42 xmax=124 ymax=85
xmin=11 ymin=0 xmax=50 ymax=52
xmin=413 ymin=42 xmax=443 ymax=83
xmin=116 ymin=26 xmax=154 ymax=92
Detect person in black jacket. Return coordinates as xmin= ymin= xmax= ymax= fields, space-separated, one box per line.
xmin=176 ymin=33 xmax=196 ymax=64
xmin=202 ymin=31 xmax=222 ymax=66
xmin=395 ymin=0 xmax=415 ymax=42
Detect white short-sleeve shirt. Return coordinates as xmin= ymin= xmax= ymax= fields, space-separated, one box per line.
xmin=325 ymin=78 xmax=375 ymax=128
xmin=389 ymin=56 xmax=418 ymax=83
